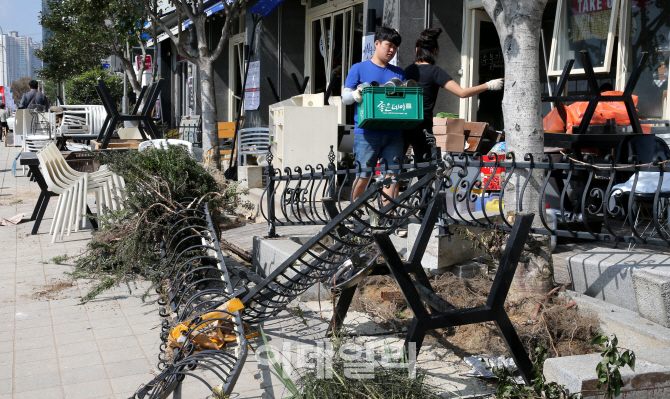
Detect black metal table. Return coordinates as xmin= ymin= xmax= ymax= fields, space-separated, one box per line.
xmin=544 ymin=133 xmax=650 ymax=160
xmin=19 ymin=152 xmax=98 ymax=235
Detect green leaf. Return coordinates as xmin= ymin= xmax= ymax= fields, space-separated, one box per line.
xmin=591 ymin=334 xmax=608 ymax=345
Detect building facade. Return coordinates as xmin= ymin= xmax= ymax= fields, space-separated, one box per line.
xmin=152 ymin=0 xmax=670 ymax=134
xmin=0 ymin=31 xmax=42 ymax=87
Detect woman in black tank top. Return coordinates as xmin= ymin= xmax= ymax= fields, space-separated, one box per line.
xmin=403 ymin=28 xmax=503 ymax=161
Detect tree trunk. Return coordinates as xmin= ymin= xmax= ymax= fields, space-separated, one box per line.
xmin=120 ymin=56 xmax=143 ymax=96
xmin=199 ymin=60 xmax=220 ymax=168
xmin=484 ymin=0 xmax=553 ymax=295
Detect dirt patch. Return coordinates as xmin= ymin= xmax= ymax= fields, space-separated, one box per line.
xmin=350 ymin=272 xmax=599 ymax=360
xmin=32 ymin=279 xmax=75 ymax=300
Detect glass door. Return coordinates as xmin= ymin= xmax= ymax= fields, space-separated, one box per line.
xmin=229 ymin=35 xmax=246 ymax=120
xmin=308 ymin=3 xmax=363 ymax=122
xmin=468 ymin=10 xmax=504 ymax=130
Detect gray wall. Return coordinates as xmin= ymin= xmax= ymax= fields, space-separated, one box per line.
xmin=430 ymin=1 xmax=464 ymax=116
xmin=210 ymin=16 xmax=231 ymax=122
xmin=244 ymin=1 xmax=306 ymax=128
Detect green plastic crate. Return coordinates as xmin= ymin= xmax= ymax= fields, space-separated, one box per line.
xmin=357 ymin=86 xmax=424 ymax=129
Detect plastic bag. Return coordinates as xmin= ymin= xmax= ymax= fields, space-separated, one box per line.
xmin=167 ymin=298 xmax=245 ymax=352
xmin=542 ymin=108 xmax=565 ymax=132
xmin=566 ymin=91 xmax=643 ymax=132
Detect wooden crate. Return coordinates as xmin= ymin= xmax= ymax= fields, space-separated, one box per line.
xmin=92 ymin=139 xmax=144 ymax=150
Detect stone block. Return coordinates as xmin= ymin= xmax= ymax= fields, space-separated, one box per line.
xmin=568 ymin=248 xmax=670 ymax=313
xmin=566 ymin=292 xmax=670 ymax=349
xmin=451 ymin=260 xmax=487 ymax=279
xmin=633 ymin=270 xmax=670 ymax=328
xmin=544 ymin=348 xmax=670 ymax=398
xmin=407 ymin=223 xmax=485 ymax=270
xmin=238 ymin=166 xmax=263 ymax=189
xmin=252 ymin=235 xmax=331 ymax=301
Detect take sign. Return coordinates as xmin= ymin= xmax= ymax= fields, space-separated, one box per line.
xmin=136 ymin=55 xmax=153 ymax=71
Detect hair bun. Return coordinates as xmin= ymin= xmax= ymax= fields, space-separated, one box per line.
xmin=415 ymin=28 xmax=442 ymax=65
xmin=420 ymin=28 xmax=442 ymax=40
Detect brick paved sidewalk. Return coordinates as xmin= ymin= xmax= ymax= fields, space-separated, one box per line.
xmin=0 ymin=141 xmax=311 ymax=399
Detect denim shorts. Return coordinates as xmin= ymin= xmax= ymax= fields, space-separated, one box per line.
xmin=353 ymin=133 xmax=404 ymax=177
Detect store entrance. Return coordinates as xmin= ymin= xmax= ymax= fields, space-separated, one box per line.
xmin=470 ymin=10 xmax=504 ymax=130
xmin=308 ymin=3 xmax=363 ymax=123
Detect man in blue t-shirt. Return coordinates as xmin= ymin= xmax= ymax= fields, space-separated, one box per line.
xmin=343 ymin=27 xmax=405 ymax=200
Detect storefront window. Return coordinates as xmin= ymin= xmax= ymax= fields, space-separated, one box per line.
xmin=549 ymin=0 xmax=620 ymax=75
xmin=625 ymin=0 xmax=669 ymax=118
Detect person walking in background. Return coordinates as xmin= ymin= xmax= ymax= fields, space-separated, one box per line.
xmin=342 ymin=27 xmax=405 ymax=201
xmin=404 ymin=28 xmax=504 ymax=162
xmin=18 ymin=80 xmax=49 ymax=111
xmin=0 ymin=104 xmax=9 ymax=142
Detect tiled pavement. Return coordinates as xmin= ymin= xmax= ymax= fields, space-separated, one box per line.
xmin=0 ymin=138 xmax=164 ymax=398
xmin=0 ymin=138 xmax=291 ymax=398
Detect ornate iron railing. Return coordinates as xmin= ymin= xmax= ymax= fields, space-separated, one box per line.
xmin=133 ymin=201 xmax=247 ymax=399
xmin=262 ymin=147 xmax=670 ymax=247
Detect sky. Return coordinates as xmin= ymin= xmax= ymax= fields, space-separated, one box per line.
xmin=0 ymin=0 xmax=43 ymax=42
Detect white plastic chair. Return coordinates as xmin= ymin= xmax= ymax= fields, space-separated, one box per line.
xmin=237 ymin=127 xmax=270 ymax=166
xmin=38 ymin=143 xmax=126 ymax=241
xmin=138 ymin=139 xmax=195 ymax=158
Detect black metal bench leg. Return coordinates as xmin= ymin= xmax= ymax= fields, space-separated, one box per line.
xmin=406 ymin=193 xmax=444 ymax=299
xmin=404 ymin=318 xmax=427 ymax=356
xmin=495 ymin=312 xmax=534 ymax=384
xmin=389 ymin=193 xmax=445 ymax=315
xmin=31 ymin=192 xmax=46 ymax=221
xmin=373 ymin=232 xmax=432 ymax=356
xmin=86 ymin=205 xmax=99 ymax=229
xmin=327 ymin=284 xmax=357 ymax=336
xmin=31 ymin=194 xmax=51 ymax=235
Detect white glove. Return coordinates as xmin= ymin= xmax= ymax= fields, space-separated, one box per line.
xmin=352 ymin=87 xmax=363 ymax=103
xmin=486 ymin=78 xmax=504 ymax=91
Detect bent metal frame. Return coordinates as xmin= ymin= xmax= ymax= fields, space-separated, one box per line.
xmin=95 ymin=78 xmax=162 ymax=149
xmin=134 ymin=165 xmax=537 ymax=399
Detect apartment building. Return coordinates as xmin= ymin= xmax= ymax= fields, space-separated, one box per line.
xmin=0 ymin=31 xmax=42 ymax=87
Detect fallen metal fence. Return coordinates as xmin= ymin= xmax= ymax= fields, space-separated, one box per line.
xmin=262 ymin=147 xmax=670 ymax=247
xmin=133 ymin=201 xmax=247 ymax=398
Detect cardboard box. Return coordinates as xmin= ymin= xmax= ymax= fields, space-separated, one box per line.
xmin=462 ymin=121 xmax=484 ymax=151
xmin=433 ymin=117 xmax=465 ymax=135
xmin=464 ymin=121 xmax=488 ymax=137
xmin=435 ymin=134 xmax=465 ymax=152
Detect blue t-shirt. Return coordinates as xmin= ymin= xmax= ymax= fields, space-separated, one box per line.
xmin=344 ymin=60 xmax=406 ymax=135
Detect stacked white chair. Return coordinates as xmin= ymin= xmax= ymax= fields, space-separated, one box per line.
xmin=37 ymin=143 xmax=126 ymax=242
xmin=138 ymin=139 xmax=195 ymax=158
xmin=24 ymin=109 xmax=54 ymax=153
xmin=237 ymin=127 xmax=270 ymax=166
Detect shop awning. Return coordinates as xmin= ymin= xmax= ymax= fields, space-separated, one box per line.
xmin=248 ymin=0 xmax=286 ymax=17
xmin=150 ymin=0 xmax=283 ymax=44
xmin=184 ymin=1 xmax=229 ymax=28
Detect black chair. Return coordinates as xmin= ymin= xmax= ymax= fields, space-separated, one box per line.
xmin=613 ymin=135 xmax=670 ymax=246
xmin=95 ymin=79 xmax=162 ymax=149
xmin=615 ymin=134 xmax=670 ymax=166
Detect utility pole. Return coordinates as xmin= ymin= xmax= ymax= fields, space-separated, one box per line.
xmin=122 ymin=40 xmax=129 ymax=113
